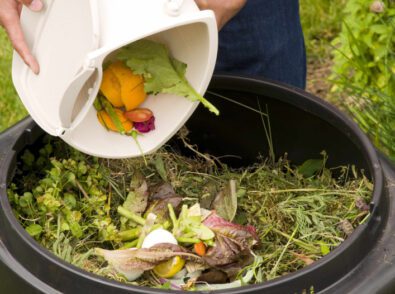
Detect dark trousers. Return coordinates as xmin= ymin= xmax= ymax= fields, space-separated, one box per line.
xmin=215 ymin=0 xmax=306 ymax=89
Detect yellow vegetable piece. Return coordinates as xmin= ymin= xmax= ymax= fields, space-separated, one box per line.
xmin=100 ymin=67 xmax=123 ymax=107
xmin=109 ymin=61 xmax=147 ymax=111
xmin=122 ymin=82 xmax=147 ymax=111
xmin=153 ymin=256 xmax=185 ymax=278
xmin=97 ymin=109 xmax=133 ymax=133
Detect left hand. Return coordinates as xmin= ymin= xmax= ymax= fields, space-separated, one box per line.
xmin=0 ymin=0 xmax=43 ymax=74
xmin=194 ymin=0 xmax=247 ymax=30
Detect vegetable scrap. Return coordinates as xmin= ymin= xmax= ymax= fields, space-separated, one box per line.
xmin=95 ymin=39 xmax=218 ymax=142
xmin=9 ymin=136 xmax=372 ymax=291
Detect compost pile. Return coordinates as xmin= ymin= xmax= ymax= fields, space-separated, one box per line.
xmin=8 ymin=133 xmax=372 ymax=291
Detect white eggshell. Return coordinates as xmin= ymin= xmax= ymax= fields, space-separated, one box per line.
xmin=142 ymin=229 xmax=177 ymax=248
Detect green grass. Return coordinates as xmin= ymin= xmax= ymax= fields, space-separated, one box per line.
xmin=300 ymin=0 xmax=346 ymax=59
xmin=0 ymin=28 xmax=27 ymax=132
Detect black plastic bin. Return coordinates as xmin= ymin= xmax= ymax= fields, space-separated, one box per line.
xmin=0 ymin=75 xmax=394 ymax=294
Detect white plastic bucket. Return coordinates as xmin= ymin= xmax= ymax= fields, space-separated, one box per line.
xmin=12 ymin=0 xmax=218 ymax=158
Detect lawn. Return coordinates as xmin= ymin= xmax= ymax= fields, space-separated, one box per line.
xmin=0 ymin=28 xmax=27 ymax=132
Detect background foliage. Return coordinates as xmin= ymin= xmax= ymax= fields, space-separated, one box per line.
xmin=330 ymin=0 xmax=395 ymax=159
xmin=0 ymin=28 xmax=27 ymax=131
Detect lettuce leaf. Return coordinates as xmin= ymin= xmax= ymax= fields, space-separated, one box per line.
xmin=117 ymin=40 xmax=219 ymax=115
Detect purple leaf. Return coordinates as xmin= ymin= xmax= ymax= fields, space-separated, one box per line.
xmin=203 ymin=212 xmax=258 ymax=248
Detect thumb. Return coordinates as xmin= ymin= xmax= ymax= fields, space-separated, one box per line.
xmin=18 ymin=0 xmax=43 ymax=12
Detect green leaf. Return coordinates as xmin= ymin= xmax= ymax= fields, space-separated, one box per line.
xmin=212 ymin=179 xmax=238 ymax=222
xmin=26 ymin=224 xmax=43 ymax=237
xmin=63 ymin=193 xmax=77 ymax=209
xmin=21 ymin=150 xmax=35 ymax=167
xmin=93 ymin=97 xmax=103 ymax=111
xmin=70 ymin=222 xmax=83 ymax=238
xmin=319 ymin=242 xmax=330 ymax=255
xmin=19 ymin=192 xmax=33 ymax=208
xmin=155 ymin=155 xmax=168 ymax=181
xmin=298 ymin=159 xmax=324 ymax=178
xmin=99 ymin=96 xmax=125 ymax=133
xmin=117 ymin=39 xmax=219 ymax=115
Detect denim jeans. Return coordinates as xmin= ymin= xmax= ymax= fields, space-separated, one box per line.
xmin=215 ymin=0 xmax=306 ymax=89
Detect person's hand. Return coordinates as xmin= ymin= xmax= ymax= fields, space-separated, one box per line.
xmin=0 ymin=0 xmax=43 ymax=74
xmin=195 ymin=0 xmax=247 ymax=30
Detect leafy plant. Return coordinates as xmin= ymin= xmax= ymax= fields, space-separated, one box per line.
xmin=300 ymin=0 xmax=346 ymax=58
xmin=330 ymin=0 xmax=395 ymax=159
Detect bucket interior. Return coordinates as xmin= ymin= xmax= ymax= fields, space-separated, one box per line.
xmin=65 ymin=21 xmax=215 ymax=158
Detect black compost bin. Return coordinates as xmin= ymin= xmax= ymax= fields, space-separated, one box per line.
xmin=0 ymin=75 xmax=394 ymax=294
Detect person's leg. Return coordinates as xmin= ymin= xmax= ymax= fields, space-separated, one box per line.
xmin=215 ymin=0 xmax=306 ymax=89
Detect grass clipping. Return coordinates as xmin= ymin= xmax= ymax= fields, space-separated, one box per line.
xmin=8 ymin=133 xmax=372 ymax=288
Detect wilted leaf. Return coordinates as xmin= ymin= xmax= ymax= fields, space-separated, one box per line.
xmin=123 ymin=181 xmax=148 ymax=216
xmin=355 ymin=197 xmax=369 ymax=211
xmin=145 ymin=196 xmax=182 ymax=222
xmin=185 ymin=261 xmax=207 ymax=273
xmin=203 ymin=212 xmax=258 ymax=249
xmin=197 ymin=269 xmax=228 ymax=284
xmin=200 ymin=180 xmax=218 ymax=209
xmin=337 ymin=220 xmax=354 ymax=236
xmin=150 ymin=182 xmax=177 ymax=200
xmin=201 ymin=212 xmax=256 ymax=279
xmin=202 ymin=240 xmax=254 ymax=281
xmin=292 ymin=252 xmax=314 ymax=266
xmin=212 ymin=180 xmax=237 ymax=222
xmin=95 ymin=244 xmax=203 ymax=280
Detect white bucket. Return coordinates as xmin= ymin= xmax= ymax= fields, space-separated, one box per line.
xmin=12 ymin=0 xmax=218 ymax=158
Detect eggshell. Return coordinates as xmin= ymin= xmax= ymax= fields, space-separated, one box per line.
xmin=142 ymin=229 xmax=177 ymax=248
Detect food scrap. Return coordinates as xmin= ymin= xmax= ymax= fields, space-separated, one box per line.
xmin=95 ymin=39 xmax=219 ymax=142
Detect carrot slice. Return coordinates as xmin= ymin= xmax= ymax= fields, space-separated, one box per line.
xmin=125 ymin=108 xmax=153 ymax=122
xmin=194 ymin=241 xmax=206 ymax=256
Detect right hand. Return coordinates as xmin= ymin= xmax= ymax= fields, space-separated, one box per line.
xmin=0 ymin=0 xmax=43 ymax=74
xmin=194 ymin=0 xmax=247 ymax=30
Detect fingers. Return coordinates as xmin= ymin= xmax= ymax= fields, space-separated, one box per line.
xmin=17 ymin=0 xmax=43 ymax=12
xmin=194 ymin=0 xmax=247 ymax=30
xmin=194 ymin=0 xmax=209 ymax=10
xmin=3 ymin=13 xmax=40 ymax=74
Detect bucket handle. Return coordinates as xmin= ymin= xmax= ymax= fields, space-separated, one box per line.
xmin=165 ymin=0 xmax=184 ymax=16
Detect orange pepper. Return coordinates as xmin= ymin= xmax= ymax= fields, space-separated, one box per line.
xmin=100 ymin=61 xmax=147 ymax=110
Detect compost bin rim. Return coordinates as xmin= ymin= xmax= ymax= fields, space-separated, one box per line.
xmin=0 ymin=74 xmax=385 ymax=293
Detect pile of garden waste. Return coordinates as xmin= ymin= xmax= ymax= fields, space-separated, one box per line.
xmin=8 ymin=132 xmax=372 ymax=291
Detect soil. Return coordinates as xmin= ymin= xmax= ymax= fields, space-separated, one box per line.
xmin=306 ymin=58 xmax=333 ymax=100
